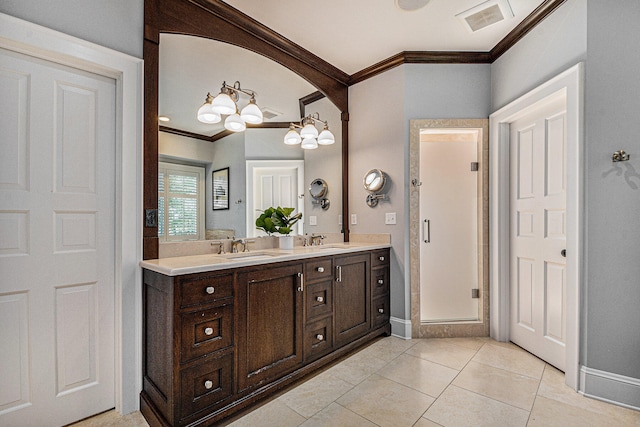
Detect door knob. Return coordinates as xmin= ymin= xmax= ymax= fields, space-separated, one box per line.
xmin=561 ymin=249 xmax=566 ymax=257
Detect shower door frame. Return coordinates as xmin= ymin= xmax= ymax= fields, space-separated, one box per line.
xmin=409 ymin=118 xmax=490 ymax=338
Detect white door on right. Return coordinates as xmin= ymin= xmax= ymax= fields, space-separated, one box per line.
xmin=510 ymin=95 xmax=567 ymax=371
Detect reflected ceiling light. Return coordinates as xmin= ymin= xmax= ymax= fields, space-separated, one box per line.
xmin=284 ymin=112 xmax=335 ymax=149
xmin=197 ymin=81 xmax=263 ymax=132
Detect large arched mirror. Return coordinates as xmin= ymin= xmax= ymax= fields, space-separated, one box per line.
xmin=158 ymin=35 xmax=343 ymax=240
xmin=143 ymin=0 xmax=350 ymax=258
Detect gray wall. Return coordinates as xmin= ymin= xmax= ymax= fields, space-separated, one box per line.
xmin=303 ymin=97 xmax=343 ymax=235
xmin=349 ymin=63 xmax=491 ymax=322
xmin=492 ymin=0 xmax=640 ymax=401
xmin=584 ymin=0 xmax=640 ymax=383
xmin=490 ymin=0 xmax=586 ymax=111
xmin=0 ymin=0 xmax=143 ymax=58
xmin=211 ymin=132 xmax=246 ymax=236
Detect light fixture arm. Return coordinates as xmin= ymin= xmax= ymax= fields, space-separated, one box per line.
xmin=219 ymin=80 xmax=257 ymax=102
xmin=290 ymin=112 xmax=329 ymax=129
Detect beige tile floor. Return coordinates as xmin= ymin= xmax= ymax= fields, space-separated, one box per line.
xmin=74 ymin=337 xmax=640 ymax=427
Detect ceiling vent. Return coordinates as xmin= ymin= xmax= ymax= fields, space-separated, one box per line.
xmin=261 ymin=108 xmax=282 ymax=120
xmin=456 ymin=0 xmax=514 ymax=32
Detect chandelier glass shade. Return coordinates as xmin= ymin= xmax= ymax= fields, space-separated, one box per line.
xmin=197 ymin=81 xmax=263 ymax=132
xmin=284 ymin=112 xmax=334 ymax=149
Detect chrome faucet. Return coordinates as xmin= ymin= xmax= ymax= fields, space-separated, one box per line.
xmin=232 ymin=239 xmax=245 ymax=253
xmin=211 ymin=240 xmax=225 ymax=254
xmin=310 ymin=234 xmax=326 ymax=246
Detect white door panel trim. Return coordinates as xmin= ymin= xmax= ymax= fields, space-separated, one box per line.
xmin=490 ymin=62 xmax=584 ymax=391
xmin=0 ymin=12 xmax=143 ymax=415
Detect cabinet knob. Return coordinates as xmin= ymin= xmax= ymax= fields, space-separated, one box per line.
xmin=378 ymin=308 xmax=384 ymax=314
xmin=204 ymin=380 xmax=213 ymax=390
xmin=316 ymin=334 xmax=324 ymax=341
xmin=316 ymin=296 xmax=324 ymax=303
xmin=204 ymin=327 xmax=213 ymax=336
xmin=206 ymin=286 xmax=215 ymax=294
xmin=377 ymin=279 xmax=384 ymax=285
xmin=378 ymin=256 xmax=385 ymax=261
xmin=316 ymin=266 xmax=325 ymax=273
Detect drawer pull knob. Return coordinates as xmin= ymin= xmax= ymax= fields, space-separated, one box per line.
xmin=316 ymin=334 xmax=324 ymax=341
xmin=204 ymin=380 xmax=213 ymax=390
xmin=204 ymin=327 xmax=214 ymax=336
xmin=316 ymin=266 xmax=325 ymax=273
xmin=377 ymin=279 xmax=384 ymax=285
xmin=378 ymin=256 xmax=385 ymax=261
xmin=316 ymin=296 xmax=324 ymax=303
xmin=206 ymin=286 xmax=215 ymax=294
xmin=378 ymin=308 xmax=384 ymax=314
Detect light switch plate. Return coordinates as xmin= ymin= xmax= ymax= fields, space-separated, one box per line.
xmin=309 ymin=215 xmax=317 ymax=226
xmin=385 ymin=212 xmax=397 ymax=225
xmin=351 ymin=214 xmax=357 ymax=225
xmin=338 ymin=215 xmax=342 ymax=225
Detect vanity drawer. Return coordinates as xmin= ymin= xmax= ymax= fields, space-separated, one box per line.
xmin=305 ymin=258 xmax=333 ymax=282
xmin=305 ymin=279 xmax=333 ymax=321
xmin=180 ymin=304 xmax=234 ymax=362
xmin=304 ymin=317 xmax=333 ymax=361
xmin=372 ymin=295 xmax=390 ymax=327
xmin=180 ymin=273 xmax=234 ymax=308
xmin=179 ymin=352 xmax=234 ymax=422
xmin=372 ymin=268 xmax=389 ymax=297
xmin=371 ymin=249 xmax=390 ymax=268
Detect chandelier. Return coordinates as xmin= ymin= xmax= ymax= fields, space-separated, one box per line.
xmin=197 ymin=81 xmax=263 ymax=132
xmin=283 ymin=112 xmax=335 ymax=150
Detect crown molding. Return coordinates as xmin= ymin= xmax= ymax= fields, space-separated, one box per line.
xmin=160 ymin=122 xmax=291 ymax=143
xmin=490 ymin=0 xmax=567 ymax=61
xmin=349 ymin=51 xmax=492 ymax=85
xmin=349 ymin=0 xmax=567 ymax=85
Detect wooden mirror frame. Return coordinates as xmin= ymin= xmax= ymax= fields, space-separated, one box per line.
xmin=143 ymin=0 xmax=350 ymax=259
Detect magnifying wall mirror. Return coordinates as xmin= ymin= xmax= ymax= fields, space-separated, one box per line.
xmin=363 ymin=169 xmax=387 ymax=207
xmin=309 ymin=178 xmax=330 ymax=210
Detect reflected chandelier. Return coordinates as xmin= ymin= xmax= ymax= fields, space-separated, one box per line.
xmin=283 ymin=112 xmax=335 ymax=150
xmin=197 ymin=81 xmax=263 ymax=132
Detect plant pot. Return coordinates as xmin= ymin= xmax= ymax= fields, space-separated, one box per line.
xmin=278 ymin=235 xmax=294 ymax=250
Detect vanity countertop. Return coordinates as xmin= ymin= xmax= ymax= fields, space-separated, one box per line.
xmin=140 ymin=242 xmax=391 ymax=276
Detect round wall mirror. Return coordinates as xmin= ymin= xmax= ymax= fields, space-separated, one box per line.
xmin=309 ymin=178 xmax=328 ymax=199
xmin=363 ymin=169 xmax=387 ymax=193
xmin=309 ymin=178 xmax=330 ymax=210
xmin=363 ymin=169 xmax=388 ymax=207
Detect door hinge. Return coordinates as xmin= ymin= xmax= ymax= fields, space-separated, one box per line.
xmin=470 ymin=162 xmax=479 ymax=172
xmin=471 ymin=288 xmax=480 ymax=299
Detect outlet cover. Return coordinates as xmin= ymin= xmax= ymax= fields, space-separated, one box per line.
xmin=351 ymin=214 xmax=357 ymax=225
xmin=309 ymin=215 xmax=317 ymax=226
xmin=385 ymin=212 xmax=397 ymax=225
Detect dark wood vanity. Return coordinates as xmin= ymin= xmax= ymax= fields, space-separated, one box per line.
xmin=140 ymin=247 xmax=390 ymax=426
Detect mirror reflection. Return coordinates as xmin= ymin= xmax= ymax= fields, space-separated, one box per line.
xmin=158 ymin=34 xmax=343 ymax=242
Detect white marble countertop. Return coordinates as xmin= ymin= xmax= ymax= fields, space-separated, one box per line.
xmin=140 ymin=242 xmax=391 ymax=276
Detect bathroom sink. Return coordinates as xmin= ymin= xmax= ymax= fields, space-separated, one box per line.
xmin=222 ymin=252 xmax=280 ymax=261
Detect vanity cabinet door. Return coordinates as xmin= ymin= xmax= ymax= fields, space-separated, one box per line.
xmin=237 ymin=263 xmax=304 ymax=391
xmin=334 ymin=253 xmax=371 ymax=347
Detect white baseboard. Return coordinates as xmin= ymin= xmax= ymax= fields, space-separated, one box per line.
xmin=580 ymin=365 xmax=640 ymax=410
xmin=390 ymin=316 xmax=412 ymax=339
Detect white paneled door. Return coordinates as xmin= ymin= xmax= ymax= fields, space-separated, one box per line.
xmin=246 ymin=160 xmax=304 ymax=237
xmin=509 ymin=95 xmax=567 ymax=371
xmin=0 ymin=48 xmax=116 ymax=425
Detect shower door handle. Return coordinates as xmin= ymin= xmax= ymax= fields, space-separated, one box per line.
xmin=423 ymin=219 xmax=430 ymax=243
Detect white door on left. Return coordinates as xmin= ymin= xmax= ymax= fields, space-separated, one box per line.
xmin=0 ymin=48 xmax=116 ymax=426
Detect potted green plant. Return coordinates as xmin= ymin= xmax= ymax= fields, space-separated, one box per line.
xmin=256 ymin=206 xmax=302 ymax=249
